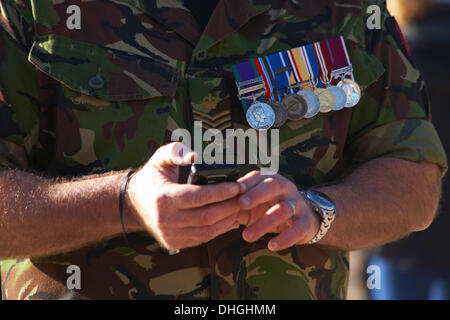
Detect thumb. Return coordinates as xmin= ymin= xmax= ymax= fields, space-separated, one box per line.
xmin=150 ymin=142 xmax=197 ymax=169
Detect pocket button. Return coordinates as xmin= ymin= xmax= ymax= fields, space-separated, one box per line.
xmin=195 ymin=51 xmax=208 ymax=62
xmin=88 ymin=76 xmax=105 ymax=89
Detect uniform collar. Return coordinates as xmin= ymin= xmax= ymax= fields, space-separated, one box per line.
xmin=119 ymin=0 xmax=272 ymax=51
xmin=137 ymin=0 xmax=203 ymax=45
xmin=194 ymin=0 xmax=272 ymax=56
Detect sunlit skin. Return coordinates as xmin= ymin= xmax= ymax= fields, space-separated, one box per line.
xmin=236 ymin=158 xmax=441 ymax=252
xmin=0 ymin=142 xmax=441 ymax=258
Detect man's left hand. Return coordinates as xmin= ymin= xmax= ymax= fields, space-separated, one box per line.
xmin=237 ymin=171 xmax=321 ymax=251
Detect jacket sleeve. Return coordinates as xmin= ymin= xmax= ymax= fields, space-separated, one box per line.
xmin=0 ymin=0 xmax=40 ymax=170
xmin=344 ymin=1 xmax=448 ymax=176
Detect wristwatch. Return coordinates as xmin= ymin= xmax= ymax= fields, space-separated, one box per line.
xmin=300 ymin=190 xmax=336 ymax=245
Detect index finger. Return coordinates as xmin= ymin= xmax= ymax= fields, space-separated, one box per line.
xmin=168 ymin=182 xmax=243 ymax=209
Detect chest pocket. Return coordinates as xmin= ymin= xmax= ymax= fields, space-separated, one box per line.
xmin=28 ymin=35 xmax=180 ymax=174
xmin=29 ymin=36 xmax=179 ymax=100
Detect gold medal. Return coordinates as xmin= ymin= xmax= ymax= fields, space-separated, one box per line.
xmin=314 ymin=88 xmax=336 ymax=113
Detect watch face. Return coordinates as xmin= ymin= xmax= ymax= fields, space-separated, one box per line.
xmin=306 ymin=190 xmax=335 ymax=212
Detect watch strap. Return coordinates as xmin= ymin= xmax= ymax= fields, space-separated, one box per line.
xmin=301 ymin=190 xmax=336 ymax=245
xmin=306 ymin=210 xmax=335 ymax=244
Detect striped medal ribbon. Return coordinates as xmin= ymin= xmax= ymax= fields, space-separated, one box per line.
xmin=232 ymin=35 xmax=360 ymax=126
xmin=328 ymin=36 xmax=361 ymax=108
xmin=316 ymin=39 xmax=348 ymax=111
xmin=265 ymin=51 xmax=307 ymax=122
xmin=303 ymin=42 xmax=335 ymax=113
xmin=233 ymin=60 xmax=275 ymax=130
xmin=286 ymin=46 xmax=321 ymax=118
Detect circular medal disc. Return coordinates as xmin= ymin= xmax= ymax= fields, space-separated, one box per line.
xmin=297 ymin=89 xmax=320 ymax=118
xmin=327 ymin=86 xmax=347 ymax=111
xmin=268 ymin=100 xmax=288 ymax=127
xmin=314 ymin=88 xmax=336 ymax=113
xmin=246 ymin=102 xmax=276 ymax=130
xmin=337 ymin=79 xmax=361 ymax=108
xmin=281 ymin=94 xmax=308 ymax=121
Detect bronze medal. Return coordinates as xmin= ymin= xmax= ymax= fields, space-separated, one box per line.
xmin=281 ymin=94 xmax=308 ymax=121
xmin=268 ymin=100 xmax=288 ymax=127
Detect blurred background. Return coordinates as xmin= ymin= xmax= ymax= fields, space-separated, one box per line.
xmin=348 ymin=0 xmax=450 ymax=300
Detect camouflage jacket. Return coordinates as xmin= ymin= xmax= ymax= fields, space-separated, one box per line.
xmin=0 ymin=0 xmax=447 ymax=300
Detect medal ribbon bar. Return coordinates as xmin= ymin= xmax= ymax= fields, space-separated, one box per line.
xmin=328 ymin=37 xmax=355 ymax=81
xmin=233 ymin=60 xmax=267 ymax=112
xmin=232 ymin=36 xmax=358 ymax=114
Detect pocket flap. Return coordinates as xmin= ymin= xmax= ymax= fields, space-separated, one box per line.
xmin=28 ymin=36 xmax=179 ymax=101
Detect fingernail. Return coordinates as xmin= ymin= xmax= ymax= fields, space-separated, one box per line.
xmin=269 ymin=241 xmax=278 ymax=251
xmin=240 ymin=196 xmax=251 ymax=207
xmin=243 ymin=229 xmax=253 ymax=241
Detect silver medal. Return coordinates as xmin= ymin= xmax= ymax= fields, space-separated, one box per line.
xmin=337 ymin=78 xmax=361 ymax=108
xmin=246 ymin=102 xmax=276 ymax=130
xmin=327 ymin=85 xmax=347 ymax=111
xmin=297 ymin=89 xmax=320 ymax=118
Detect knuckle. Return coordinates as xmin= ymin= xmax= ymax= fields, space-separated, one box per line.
xmin=264 ymin=177 xmax=281 ymax=192
xmin=149 ymin=145 xmax=166 ymax=164
xmin=169 ymin=142 xmax=186 ymax=161
xmin=169 ymin=141 xmax=183 ymax=150
xmin=154 ymin=191 xmax=170 ymax=211
xmin=163 ymin=141 xmax=181 ymax=156
xmin=281 ymin=202 xmax=293 ymax=218
xmin=250 ymin=170 xmax=262 ymax=179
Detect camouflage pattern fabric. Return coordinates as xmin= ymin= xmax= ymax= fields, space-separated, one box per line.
xmin=0 ymin=0 xmax=447 ymax=300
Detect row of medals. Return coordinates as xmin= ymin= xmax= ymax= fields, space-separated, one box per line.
xmin=246 ymin=77 xmax=361 ymax=131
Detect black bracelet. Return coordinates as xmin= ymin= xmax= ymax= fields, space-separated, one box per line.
xmin=119 ymin=170 xmax=136 ymax=245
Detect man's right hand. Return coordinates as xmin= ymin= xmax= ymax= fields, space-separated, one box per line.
xmin=125 ymin=142 xmax=243 ymax=251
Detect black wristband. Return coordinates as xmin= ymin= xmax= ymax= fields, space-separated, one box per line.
xmin=119 ymin=170 xmax=136 ymax=245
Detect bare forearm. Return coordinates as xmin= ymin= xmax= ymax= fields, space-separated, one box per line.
xmin=316 ymin=158 xmax=442 ymax=251
xmin=0 ymin=170 xmax=141 ymax=259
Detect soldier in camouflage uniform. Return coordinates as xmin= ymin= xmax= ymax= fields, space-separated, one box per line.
xmin=0 ymin=0 xmax=447 ymax=300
